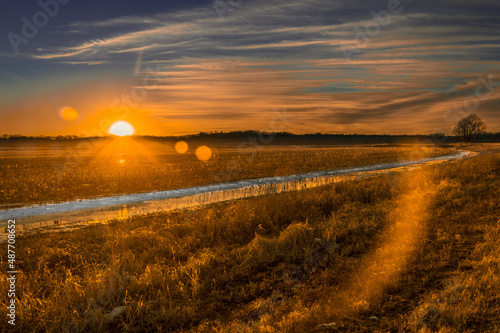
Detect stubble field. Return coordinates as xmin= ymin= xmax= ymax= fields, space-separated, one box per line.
xmin=0 ymin=138 xmax=451 ymax=208
xmin=0 ymin=142 xmax=499 ymax=333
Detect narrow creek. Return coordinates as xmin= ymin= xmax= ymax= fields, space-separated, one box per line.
xmin=0 ymin=151 xmax=471 ymax=235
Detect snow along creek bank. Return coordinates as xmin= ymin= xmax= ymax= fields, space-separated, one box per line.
xmin=0 ymin=150 xmax=473 ymax=238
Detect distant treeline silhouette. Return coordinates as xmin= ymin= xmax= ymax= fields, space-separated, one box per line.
xmin=1 ymin=131 xmax=500 ymax=145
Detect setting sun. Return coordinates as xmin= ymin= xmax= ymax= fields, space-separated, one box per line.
xmin=108 ymin=121 xmax=135 ymax=137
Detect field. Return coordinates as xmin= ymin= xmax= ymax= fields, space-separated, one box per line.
xmin=1 ymin=142 xmax=499 ymax=332
xmin=0 ymin=138 xmax=451 ymax=208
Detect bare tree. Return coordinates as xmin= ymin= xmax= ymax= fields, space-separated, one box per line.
xmin=453 ymin=114 xmax=486 ymax=143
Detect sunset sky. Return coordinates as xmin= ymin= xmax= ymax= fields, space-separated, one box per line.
xmin=0 ymin=0 xmax=499 ymax=136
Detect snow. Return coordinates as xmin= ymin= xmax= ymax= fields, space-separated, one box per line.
xmin=0 ymin=151 xmax=471 ymax=233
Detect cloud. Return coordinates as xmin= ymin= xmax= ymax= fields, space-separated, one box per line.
xmin=30 ymin=0 xmax=499 ymax=67
xmin=2 ymin=0 xmax=500 ymax=135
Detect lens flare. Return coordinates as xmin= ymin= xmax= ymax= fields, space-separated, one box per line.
xmin=60 ymin=107 xmax=79 ymax=122
xmin=196 ymin=145 xmax=212 ymax=161
xmin=280 ymin=170 xmax=434 ymax=329
xmin=175 ymin=141 xmax=188 ymax=154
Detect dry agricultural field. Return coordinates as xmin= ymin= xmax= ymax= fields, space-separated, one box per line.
xmin=0 ymin=141 xmax=499 ymax=332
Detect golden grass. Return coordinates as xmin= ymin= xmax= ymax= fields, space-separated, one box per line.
xmin=0 ymin=150 xmax=498 ymax=333
xmin=407 ymin=219 xmax=500 ymax=332
xmin=0 ymin=143 xmax=450 ymax=208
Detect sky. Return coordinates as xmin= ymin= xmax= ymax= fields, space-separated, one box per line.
xmin=0 ymin=0 xmax=499 ymax=136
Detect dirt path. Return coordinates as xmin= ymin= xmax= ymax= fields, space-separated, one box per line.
xmin=0 ymin=151 xmax=473 ymax=235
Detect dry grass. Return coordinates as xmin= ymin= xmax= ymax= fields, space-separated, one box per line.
xmin=0 ymin=141 xmax=450 ymax=208
xmin=0 ymin=149 xmax=498 ymax=333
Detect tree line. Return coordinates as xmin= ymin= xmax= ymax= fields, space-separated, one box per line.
xmin=0 ymin=115 xmax=497 ymax=144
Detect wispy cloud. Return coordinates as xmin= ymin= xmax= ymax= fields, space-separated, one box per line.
xmin=3 ymin=0 xmax=500 ymax=135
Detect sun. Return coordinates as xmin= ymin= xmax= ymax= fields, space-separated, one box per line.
xmin=108 ymin=120 xmax=136 ymax=137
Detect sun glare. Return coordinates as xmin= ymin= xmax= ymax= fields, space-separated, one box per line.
xmin=60 ymin=107 xmax=79 ymax=122
xmin=175 ymin=141 xmax=189 ymax=154
xmin=196 ymin=145 xmax=212 ymax=161
xmin=108 ymin=121 xmax=135 ymax=137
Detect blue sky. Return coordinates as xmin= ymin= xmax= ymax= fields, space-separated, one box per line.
xmin=0 ymin=0 xmax=499 ymax=135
